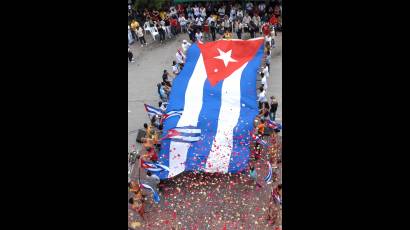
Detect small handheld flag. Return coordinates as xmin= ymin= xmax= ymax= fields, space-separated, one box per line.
xmin=251 ymin=131 xmax=268 ymax=147
xmin=160 ymin=127 xmax=201 ymax=143
xmin=140 ymin=183 xmax=160 ymax=204
xmin=264 ymin=161 xmax=273 ymax=184
xmin=144 ymin=104 xmax=163 ymax=118
xmin=266 ymin=120 xmax=282 ymax=130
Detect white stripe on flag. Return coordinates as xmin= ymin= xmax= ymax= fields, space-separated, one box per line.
xmin=173 ymin=128 xmax=201 ymax=134
xmin=169 ymin=135 xmax=201 ymax=142
xmin=168 ymin=54 xmax=207 ymax=178
xmin=205 ymin=62 xmax=248 ymax=173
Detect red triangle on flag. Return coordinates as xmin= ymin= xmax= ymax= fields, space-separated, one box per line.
xmin=198 ymin=38 xmax=264 ymax=86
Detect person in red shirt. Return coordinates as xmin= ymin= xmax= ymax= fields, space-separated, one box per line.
xmin=203 ymin=22 xmax=210 ymax=41
xmin=269 ymin=15 xmax=279 ymax=36
xmin=177 ymin=4 xmax=185 ymax=15
xmin=262 ymin=23 xmax=270 ymax=36
xmin=170 ymin=17 xmax=178 ymax=36
xmin=269 ymin=15 xmax=278 ymax=26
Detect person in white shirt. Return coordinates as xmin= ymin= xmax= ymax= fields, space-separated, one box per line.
xmin=271 ymin=27 xmax=276 ymax=45
xmin=237 ymin=8 xmax=244 ymax=20
xmin=172 ymin=60 xmax=180 ymax=75
xmin=257 ymin=87 xmax=268 ymax=108
xmin=201 ymin=6 xmax=207 ymax=18
xmin=170 ymin=6 xmax=177 ymax=17
xmin=242 ymin=14 xmax=251 ymax=32
xmin=265 ymin=50 xmax=271 ymax=70
xmin=234 ymin=19 xmax=243 ymax=39
xmin=262 ymin=65 xmax=269 ymax=78
xmin=246 ymin=2 xmax=254 ymax=13
xmin=136 ymin=26 xmax=147 ymax=46
xmin=253 ymin=14 xmax=261 ymax=34
xmin=195 ymin=30 xmax=203 ymax=42
xmin=265 ymin=34 xmax=272 ymax=48
xmin=178 ymin=15 xmax=187 ymax=32
xmin=224 ymin=17 xmax=231 ymax=32
xmin=158 ymin=101 xmax=167 ymax=113
xmin=196 ymin=16 xmax=203 ymax=26
xmin=193 ymin=5 xmax=200 ymax=18
xmin=230 ymin=6 xmax=236 ymax=20
xmin=176 ymin=49 xmax=185 ymax=64
xmin=218 ymin=6 xmax=225 ymax=17
xmin=258 ymin=3 xmax=266 ymax=13
xmin=243 ymin=14 xmax=251 ymax=24
xmin=261 ymin=72 xmax=267 ymax=90
xmin=206 ymin=16 xmax=214 ymax=25
xmin=181 ymin=39 xmax=191 ymax=54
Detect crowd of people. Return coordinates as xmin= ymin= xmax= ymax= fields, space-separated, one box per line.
xmin=128 ymin=1 xmax=282 ymax=228
xmin=128 ymin=1 xmax=282 ymax=62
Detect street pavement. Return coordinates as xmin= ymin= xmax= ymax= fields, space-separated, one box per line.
xmin=128 ymin=31 xmax=282 ymax=229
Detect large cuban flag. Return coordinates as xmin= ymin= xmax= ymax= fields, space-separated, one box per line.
xmin=156 ymin=38 xmax=265 ymax=179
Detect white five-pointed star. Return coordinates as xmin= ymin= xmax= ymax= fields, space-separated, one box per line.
xmin=213 ymin=48 xmax=238 ymax=67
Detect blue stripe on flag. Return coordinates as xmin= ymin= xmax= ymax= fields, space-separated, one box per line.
xmin=164 ymin=45 xmax=201 ymax=124
xmin=170 ymin=132 xmax=201 ymax=137
xmin=157 ymin=45 xmax=201 ymax=179
xmin=228 ymin=43 xmax=265 ymax=173
xmin=184 ymin=73 xmax=223 ymax=172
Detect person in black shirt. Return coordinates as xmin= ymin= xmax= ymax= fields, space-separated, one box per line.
xmin=210 ymin=21 xmax=216 ymax=41
xmin=128 ymin=47 xmax=134 ymax=63
xmin=157 ymin=24 xmax=166 ymax=43
xmin=269 ymin=96 xmax=278 ymax=121
xmin=249 ymin=20 xmax=257 ymax=38
xmin=164 ymin=17 xmax=171 ymax=38
xmin=162 ymin=70 xmax=172 ymax=87
xmin=188 ymin=22 xmax=195 ymax=42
